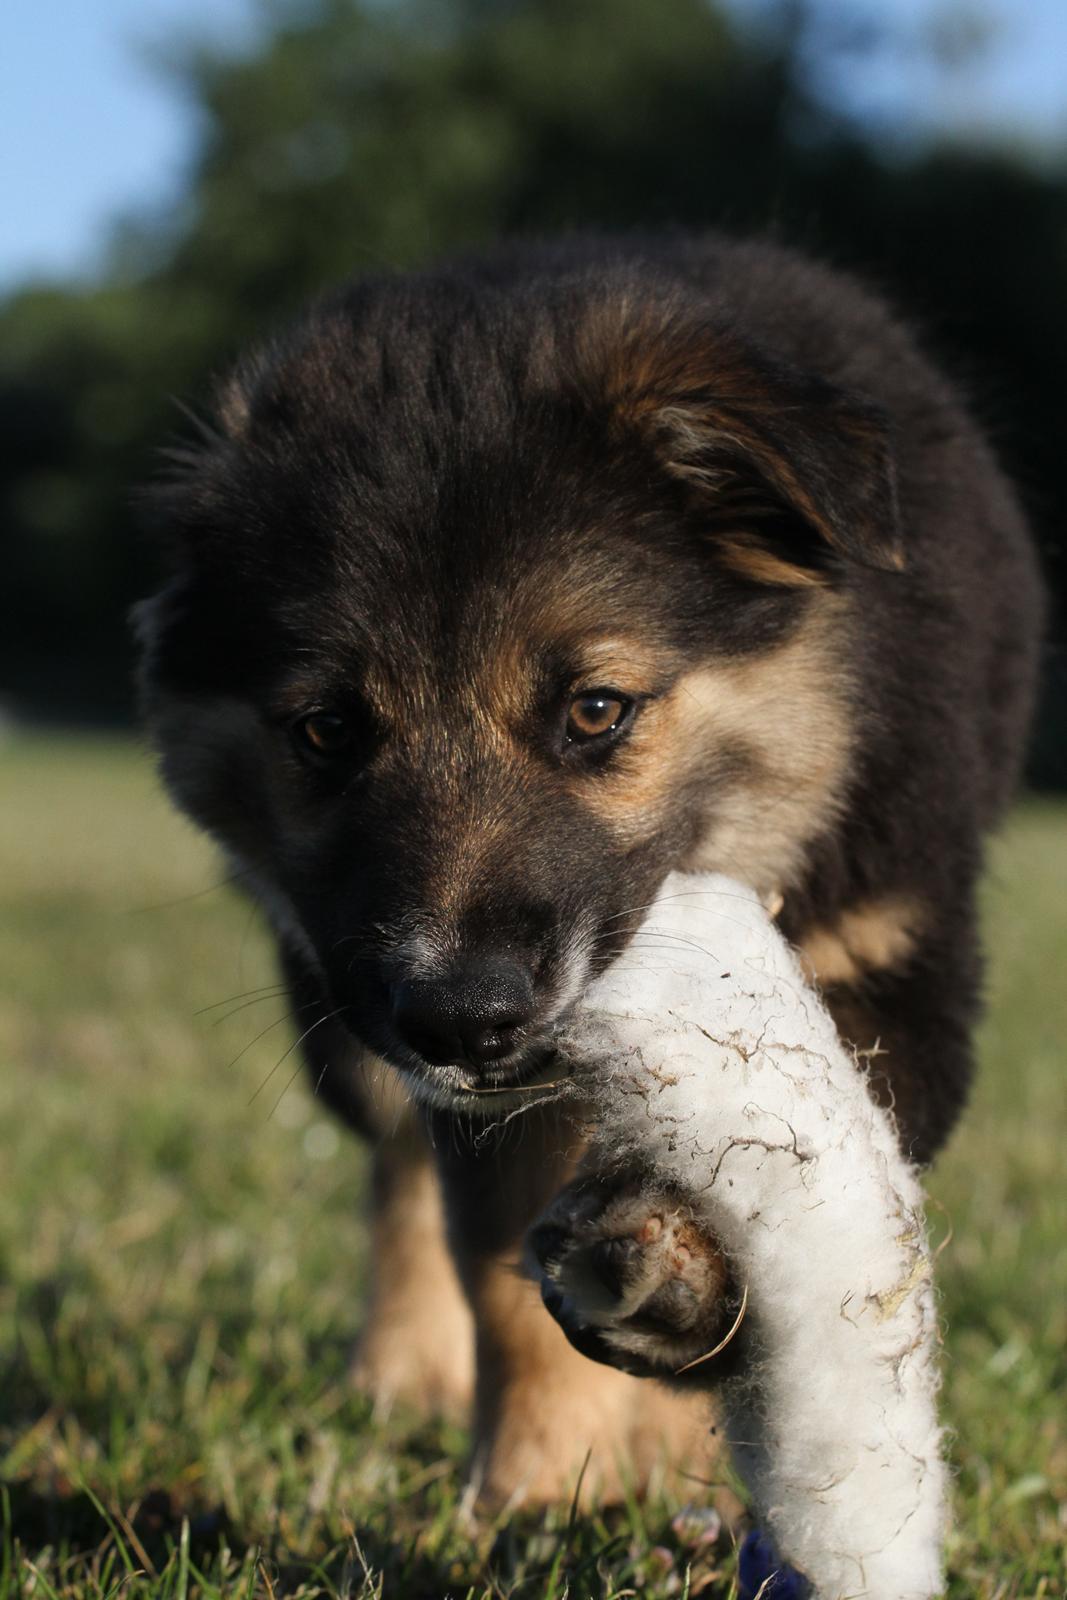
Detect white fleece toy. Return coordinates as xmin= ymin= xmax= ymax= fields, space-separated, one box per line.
xmin=554 ymin=872 xmax=946 ymax=1600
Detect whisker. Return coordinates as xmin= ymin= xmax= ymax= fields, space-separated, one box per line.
xmin=210 ymin=989 xmax=293 ymax=1026
xmin=588 ymin=929 xmax=712 ymax=948
xmin=585 ymin=941 xmax=716 ymax=965
xmin=596 ymin=886 xmax=766 ymax=928
xmin=331 ymin=931 xmax=379 ymax=957
xmin=194 ymin=983 xmax=287 ymax=1019
xmin=127 ymin=860 xmax=259 ymax=913
xmin=457 ymin=1075 xmax=573 ymax=1097
xmin=268 ymin=1057 xmax=311 ymax=1120
xmin=593 ymin=902 xmax=775 ymax=943
xmin=225 ymin=1008 xmax=300 ymax=1071
xmin=587 ymin=929 xmax=722 ymax=962
xmin=249 ymin=1006 xmax=348 ymax=1107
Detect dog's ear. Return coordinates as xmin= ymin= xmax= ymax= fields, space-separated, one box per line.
xmin=137 ymin=354 xmax=267 ymax=560
xmin=575 ymin=302 xmax=904 ymax=582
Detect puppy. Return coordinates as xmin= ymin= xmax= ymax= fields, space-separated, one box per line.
xmin=136 ymin=233 xmax=1043 ymax=1507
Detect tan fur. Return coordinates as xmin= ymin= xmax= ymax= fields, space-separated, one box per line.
xmin=350 ymin=1132 xmax=475 ymax=1419
xmin=215 ymin=369 xmax=254 ymax=438
xmin=571 ymin=296 xmax=904 ymax=572
xmin=563 ymin=686 xmax=695 ymax=845
xmin=715 ymin=532 xmax=829 ymax=589
xmin=418 ymin=778 xmax=525 ymax=932
xmin=355 ymin=1077 xmax=712 ymax=1507
xmin=571 ymin=295 xmax=663 ymax=412
xmin=574 ymin=298 xmax=757 ymax=421
xmin=566 ymin=635 xmax=674 ymax=698
xmin=467 ymin=1251 xmax=711 ymax=1509
xmin=358 ymin=650 xmax=539 ymax=933
xmin=573 ymin=602 xmax=854 ymax=896
xmin=799 ymin=896 xmax=924 ymax=987
xmin=684 ymin=605 xmax=854 ymax=895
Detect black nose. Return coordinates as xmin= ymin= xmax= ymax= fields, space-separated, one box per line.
xmin=390 ymin=959 xmax=535 ymax=1068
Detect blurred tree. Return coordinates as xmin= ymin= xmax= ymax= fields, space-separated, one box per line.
xmin=0 ymin=0 xmax=1063 ymax=780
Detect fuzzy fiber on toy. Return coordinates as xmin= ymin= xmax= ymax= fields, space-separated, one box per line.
xmin=557 ymin=872 xmax=946 ymax=1600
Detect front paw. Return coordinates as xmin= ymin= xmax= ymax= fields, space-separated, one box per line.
xmin=527 ymin=1174 xmax=740 ymax=1383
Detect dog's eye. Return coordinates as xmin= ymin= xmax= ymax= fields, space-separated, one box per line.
xmin=293 ymin=712 xmax=352 ymax=761
xmin=566 ymin=692 xmax=632 ymax=743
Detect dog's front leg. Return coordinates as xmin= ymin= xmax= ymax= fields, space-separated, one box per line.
xmin=431 ymin=1106 xmax=709 ymax=1511
xmin=349 ymin=1094 xmax=476 ymax=1420
xmin=280 ymin=944 xmax=475 ymax=1417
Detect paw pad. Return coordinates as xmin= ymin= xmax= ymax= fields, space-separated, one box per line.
xmin=528 ymin=1177 xmax=737 ymax=1380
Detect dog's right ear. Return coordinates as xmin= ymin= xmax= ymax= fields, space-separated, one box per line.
xmin=129 ymin=587 xmax=169 ymax=658
xmin=132 ymin=375 xmax=256 ymax=699
xmin=137 ymin=357 xmax=263 ymax=560
xmin=130 ymin=570 xmax=222 ymax=699
xmin=572 ymin=296 xmax=904 ymax=583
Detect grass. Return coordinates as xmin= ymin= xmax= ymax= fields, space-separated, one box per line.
xmin=1 ymin=732 xmax=1065 ymax=1599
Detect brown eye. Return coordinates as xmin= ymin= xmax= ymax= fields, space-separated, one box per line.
xmin=566 ymin=692 xmax=631 ymax=743
xmin=294 ymin=712 xmax=352 ymax=761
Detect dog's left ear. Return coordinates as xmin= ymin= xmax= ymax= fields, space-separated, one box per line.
xmin=576 ymin=304 xmax=904 ymax=579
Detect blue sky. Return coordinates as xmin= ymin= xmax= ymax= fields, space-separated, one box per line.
xmin=2 ymin=0 xmax=261 ymax=288
xmin=2 ymin=0 xmax=1066 ymax=291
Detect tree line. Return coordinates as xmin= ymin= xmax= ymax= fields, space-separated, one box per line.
xmin=2 ymin=0 xmax=1063 ymax=782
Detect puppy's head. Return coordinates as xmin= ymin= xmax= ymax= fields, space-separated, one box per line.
xmin=136 ymin=267 xmax=900 ymax=1109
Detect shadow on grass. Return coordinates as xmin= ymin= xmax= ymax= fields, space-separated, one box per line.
xmin=4 ymin=1480 xmax=236 ymax=1557
xmin=2 ymin=1470 xmax=737 ymax=1598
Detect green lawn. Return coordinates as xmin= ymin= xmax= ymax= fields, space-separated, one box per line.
xmin=1 ymin=735 xmax=1064 ymax=1599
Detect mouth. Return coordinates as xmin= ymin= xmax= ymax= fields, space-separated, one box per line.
xmin=396 ymin=1041 xmax=575 ymax=1116
xmin=332 ymin=944 xmax=597 ymax=1117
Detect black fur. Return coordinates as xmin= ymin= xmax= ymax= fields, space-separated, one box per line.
xmin=137 ymin=232 xmax=1044 ymax=1172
